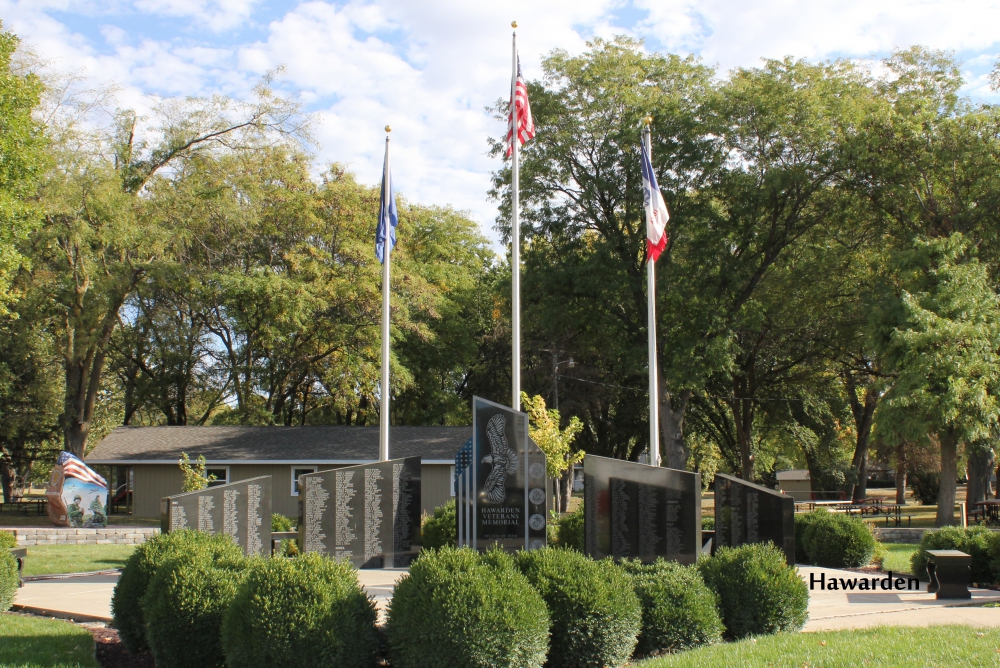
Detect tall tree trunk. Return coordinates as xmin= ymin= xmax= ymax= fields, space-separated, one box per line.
xmin=895 ymin=442 xmax=907 ymax=505
xmin=559 ymin=466 xmax=573 ymax=513
xmin=844 ymin=373 xmax=878 ymax=502
xmin=936 ymin=429 xmax=958 ymax=527
xmin=854 ymin=450 xmax=869 ymax=502
xmin=728 ymin=393 xmax=755 ymax=481
xmin=966 ymin=446 xmax=994 ymax=508
xmin=0 ymin=451 xmax=14 ymax=503
xmin=658 ymin=384 xmax=691 ymax=470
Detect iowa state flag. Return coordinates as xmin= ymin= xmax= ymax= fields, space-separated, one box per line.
xmin=640 ymin=141 xmax=669 ymax=261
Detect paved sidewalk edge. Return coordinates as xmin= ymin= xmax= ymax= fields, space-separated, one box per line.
xmin=21 ymin=569 xmax=122 ymax=582
xmin=810 ymin=597 xmax=1000 ymax=621
xmin=11 ymin=604 xmax=112 ymax=623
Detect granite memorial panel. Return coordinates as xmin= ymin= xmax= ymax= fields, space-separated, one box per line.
xmin=714 ymin=472 xmax=795 ymax=564
xmin=583 ymin=454 xmax=700 ymax=564
xmin=160 ymin=476 xmax=272 ymax=557
xmin=297 ymin=456 xmax=421 ymax=568
xmin=455 ymin=396 xmax=548 ymax=552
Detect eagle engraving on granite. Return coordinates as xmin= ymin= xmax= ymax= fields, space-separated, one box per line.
xmin=482 ymin=414 xmax=519 ymax=504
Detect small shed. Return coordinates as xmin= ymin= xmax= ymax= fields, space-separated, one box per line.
xmin=776 ymin=469 xmax=811 ymax=502
xmin=85 ymin=425 xmax=466 ymax=520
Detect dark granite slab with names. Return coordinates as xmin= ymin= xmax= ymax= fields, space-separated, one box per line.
xmin=455 ymin=396 xmax=548 ymax=552
xmin=160 ymin=476 xmax=272 ymax=557
xmin=714 ymin=472 xmax=795 ymax=564
xmin=297 ymin=456 xmax=421 ymax=568
xmin=583 ymin=455 xmax=700 ymax=564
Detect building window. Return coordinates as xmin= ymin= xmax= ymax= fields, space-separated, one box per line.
xmin=450 ymin=465 xmax=456 ymax=496
xmin=205 ymin=467 xmax=229 ymax=487
xmin=291 ymin=467 xmax=318 ymax=496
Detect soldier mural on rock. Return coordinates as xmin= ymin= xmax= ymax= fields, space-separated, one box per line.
xmin=46 ymin=452 xmax=109 ymax=528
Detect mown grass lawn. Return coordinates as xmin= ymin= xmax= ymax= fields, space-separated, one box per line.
xmin=21 ymin=544 xmax=135 ymax=576
xmin=0 ymin=613 xmax=97 ymax=668
xmin=637 ymin=626 xmax=1000 ymax=667
xmin=880 ymin=542 xmax=919 ymax=576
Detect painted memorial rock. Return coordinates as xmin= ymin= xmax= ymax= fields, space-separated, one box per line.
xmin=47 ymin=452 xmax=109 ymax=528
xmin=297 ymin=456 xmax=421 ymax=569
xmin=583 ymin=454 xmax=701 ymax=564
xmin=455 ymin=396 xmax=548 ymax=552
xmin=714 ymin=472 xmax=795 ymax=564
xmin=160 ymin=476 xmax=272 ymax=557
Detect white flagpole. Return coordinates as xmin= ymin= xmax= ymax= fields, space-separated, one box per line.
xmin=511 ymin=23 xmax=521 ymax=412
xmin=644 ymin=119 xmax=661 ymax=467
xmin=380 ymin=127 xmax=392 ymax=462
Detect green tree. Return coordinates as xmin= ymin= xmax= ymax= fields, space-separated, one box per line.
xmin=521 ymin=392 xmax=583 ymax=512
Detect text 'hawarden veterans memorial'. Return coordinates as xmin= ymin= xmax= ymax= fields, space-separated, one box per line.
xmin=298 ymin=456 xmax=421 ymax=568
xmin=161 ymin=476 xmax=272 ymax=557
xmin=714 ymin=472 xmax=795 ymax=564
xmin=584 ymin=454 xmax=701 ymax=564
xmin=455 ymin=396 xmax=548 ymax=552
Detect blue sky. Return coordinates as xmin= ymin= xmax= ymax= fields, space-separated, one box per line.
xmin=3 ymin=0 xmax=999 ymax=242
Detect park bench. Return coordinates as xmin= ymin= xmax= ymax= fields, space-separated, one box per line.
xmin=926 ymin=549 xmax=971 ymax=599
xmin=8 ymin=547 xmax=26 ymax=587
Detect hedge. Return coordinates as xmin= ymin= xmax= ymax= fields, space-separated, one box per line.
xmin=421 ymin=499 xmax=456 ymax=551
xmin=621 ymin=558 xmax=722 ymax=656
xmin=914 ymin=525 xmax=995 ymax=585
xmin=112 ymin=530 xmax=242 ymax=654
xmin=804 ymin=513 xmax=876 ymax=568
xmin=554 ymin=505 xmax=584 ymax=552
xmin=698 ymin=543 xmax=809 ymax=640
xmin=387 ymin=546 xmax=549 ymax=668
xmin=0 ymin=549 xmax=18 ymax=612
xmin=143 ymin=547 xmax=245 ymax=668
xmin=793 ymin=510 xmax=827 ymax=563
xmin=222 ymin=553 xmax=378 ymax=668
xmin=271 ymin=512 xmax=298 ymax=556
xmin=515 ymin=547 xmax=641 ymax=668
xmin=0 ymin=530 xmax=16 ymax=549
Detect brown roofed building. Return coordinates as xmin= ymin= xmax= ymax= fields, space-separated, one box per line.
xmin=86 ymin=426 xmax=468 ymax=520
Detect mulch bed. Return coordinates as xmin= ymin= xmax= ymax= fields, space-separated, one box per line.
xmin=89 ymin=627 xmax=155 ymax=668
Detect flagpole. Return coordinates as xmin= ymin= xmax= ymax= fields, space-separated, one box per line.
xmin=511 ymin=22 xmax=521 ymax=412
xmin=380 ymin=126 xmax=392 ymax=462
xmin=644 ymin=118 xmax=661 ymax=467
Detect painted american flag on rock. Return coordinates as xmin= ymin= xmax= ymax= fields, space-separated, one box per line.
xmin=505 ymin=57 xmax=535 ymax=157
xmin=56 ymin=451 xmax=107 ymax=488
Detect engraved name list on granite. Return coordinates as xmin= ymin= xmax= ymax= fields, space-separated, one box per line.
xmin=160 ymin=476 xmax=272 ymax=557
xmin=714 ymin=473 xmax=795 ymax=564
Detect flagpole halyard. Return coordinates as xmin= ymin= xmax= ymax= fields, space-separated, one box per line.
xmin=644 ymin=119 xmax=661 ymax=467
xmin=379 ymin=127 xmax=392 ymax=462
xmin=511 ymin=29 xmax=521 ymax=412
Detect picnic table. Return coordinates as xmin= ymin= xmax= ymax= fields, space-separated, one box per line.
xmin=0 ymin=498 xmax=47 ymax=516
xmin=975 ymin=500 xmax=1000 ymax=525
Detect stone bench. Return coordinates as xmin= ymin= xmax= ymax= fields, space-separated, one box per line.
xmin=926 ymin=549 xmax=972 ymax=599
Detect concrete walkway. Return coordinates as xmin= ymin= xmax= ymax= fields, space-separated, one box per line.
xmin=798 ymin=565 xmax=1000 ymax=631
xmin=14 ymin=564 xmax=1000 ymax=631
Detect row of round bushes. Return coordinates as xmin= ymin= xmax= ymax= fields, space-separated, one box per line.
xmin=794 ymin=510 xmax=879 ymax=568
xmin=1 ymin=529 xmax=18 ymax=613
xmin=112 ymin=529 xmax=806 ymax=668
xmin=912 ymin=525 xmax=1000 ymax=587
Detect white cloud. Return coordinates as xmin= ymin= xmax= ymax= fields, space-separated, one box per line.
xmin=1 ymin=0 xmax=999 ymax=245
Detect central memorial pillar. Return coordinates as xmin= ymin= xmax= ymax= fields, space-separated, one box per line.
xmin=298 ymin=456 xmax=421 ymax=568
xmin=455 ymin=396 xmax=548 ymax=552
xmin=583 ymin=455 xmax=700 ymax=564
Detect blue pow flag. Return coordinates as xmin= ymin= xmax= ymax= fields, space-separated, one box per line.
xmin=375 ymin=138 xmax=398 ymax=263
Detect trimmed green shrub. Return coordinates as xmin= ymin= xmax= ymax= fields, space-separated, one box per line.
xmin=143 ymin=546 xmax=245 ymax=668
xmin=909 ymin=472 xmax=940 ymax=505
xmin=112 ymin=530 xmax=242 ymax=654
xmin=271 ymin=512 xmax=298 ymax=556
xmin=222 ymin=553 xmax=378 ymax=668
xmin=804 ymin=513 xmax=876 ymax=568
xmin=698 ymin=543 xmax=808 ymax=640
xmin=420 ymin=499 xmax=456 ymax=550
xmin=620 ymin=559 xmax=722 ymax=656
xmin=0 ymin=530 xmax=16 ymax=549
xmin=387 ymin=546 xmax=549 ymax=668
xmin=555 ymin=505 xmax=584 ymax=552
xmin=515 ymin=547 xmax=641 ymax=668
xmin=793 ymin=509 xmax=828 ymax=563
xmin=0 ymin=549 xmax=18 ymax=612
xmin=914 ymin=525 xmax=995 ymax=585
xmin=701 ymin=515 xmax=715 ymax=531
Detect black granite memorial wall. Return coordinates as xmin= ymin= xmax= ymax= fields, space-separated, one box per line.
xmin=160 ymin=476 xmax=272 ymax=557
xmin=714 ymin=472 xmax=795 ymax=564
xmin=583 ymin=455 xmax=700 ymax=564
xmin=455 ymin=396 xmax=548 ymax=552
xmin=297 ymin=456 xmax=421 ymax=568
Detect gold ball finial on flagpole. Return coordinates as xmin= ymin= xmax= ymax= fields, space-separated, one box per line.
xmin=385 ymin=125 xmax=391 ymax=133
xmin=644 ymin=115 xmax=653 ymax=126
xmin=511 ymin=21 xmax=517 ymax=29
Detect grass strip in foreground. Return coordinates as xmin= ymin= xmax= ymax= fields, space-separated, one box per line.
xmin=0 ymin=613 xmax=98 ymax=667
xmin=21 ymin=544 xmax=136 ymax=576
xmin=637 ymin=625 xmax=1000 ymax=667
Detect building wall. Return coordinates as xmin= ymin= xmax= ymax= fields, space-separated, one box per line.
xmin=131 ymin=462 xmax=452 ymax=521
xmin=778 ymin=480 xmax=812 ymax=502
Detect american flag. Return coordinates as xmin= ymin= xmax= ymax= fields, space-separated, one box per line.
xmin=505 ymin=57 xmax=535 ymax=157
xmin=454 ymin=437 xmax=473 ymax=488
xmin=56 ymin=451 xmax=107 ymax=489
